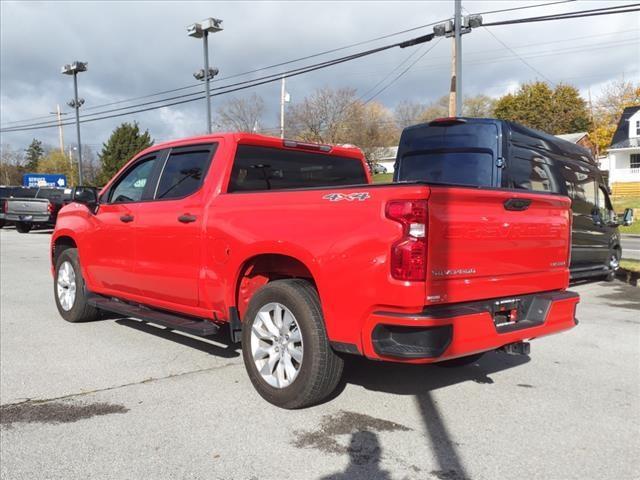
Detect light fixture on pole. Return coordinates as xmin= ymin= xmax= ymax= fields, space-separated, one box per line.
xmin=61 ymin=61 xmax=88 ymax=184
xmin=187 ymin=17 xmax=223 ymax=134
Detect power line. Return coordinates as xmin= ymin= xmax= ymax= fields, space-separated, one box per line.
xmin=1 ymin=17 xmax=449 ymax=128
xmin=473 ymin=0 xmax=576 ymax=16
xmin=461 ymin=5 xmax=556 ymax=85
xmin=3 ymin=4 xmax=637 ymax=132
xmin=483 ymin=4 xmax=640 ymax=27
xmin=364 ymin=39 xmax=444 ymax=104
xmin=1 ymin=33 xmax=438 ymax=133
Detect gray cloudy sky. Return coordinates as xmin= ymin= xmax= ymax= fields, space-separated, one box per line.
xmin=1 ymin=0 xmax=638 ymax=151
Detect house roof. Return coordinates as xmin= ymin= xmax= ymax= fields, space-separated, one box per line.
xmin=556 ymin=132 xmax=588 ymax=143
xmin=610 ymin=105 xmax=640 ymax=149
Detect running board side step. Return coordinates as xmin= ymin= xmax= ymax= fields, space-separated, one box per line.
xmin=87 ymin=293 xmax=220 ymax=336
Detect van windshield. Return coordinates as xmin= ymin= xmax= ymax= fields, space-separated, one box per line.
xmin=397 ymin=151 xmax=494 ymax=186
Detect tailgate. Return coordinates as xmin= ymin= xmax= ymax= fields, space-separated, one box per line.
xmin=6 ymin=198 xmax=49 ymax=215
xmin=426 ymin=186 xmax=571 ymax=305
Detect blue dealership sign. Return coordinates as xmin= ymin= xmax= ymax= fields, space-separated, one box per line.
xmin=22 ymin=173 xmax=67 ymax=188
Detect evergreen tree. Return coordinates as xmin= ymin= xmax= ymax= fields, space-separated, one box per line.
xmin=24 ymin=139 xmax=44 ymax=172
xmin=97 ymin=122 xmax=153 ymax=184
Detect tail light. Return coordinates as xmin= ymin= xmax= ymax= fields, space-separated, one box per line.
xmin=47 ymin=202 xmax=54 ymax=214
xmin=386 ymin=199 xmax=427 ymax=281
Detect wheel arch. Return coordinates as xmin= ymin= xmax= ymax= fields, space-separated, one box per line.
xmin=52 ymin=235 xmax=78 ymax=267
xmin=234 ymin=253 xmax=319 ymax=321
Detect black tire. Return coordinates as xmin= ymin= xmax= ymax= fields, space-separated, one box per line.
xmin=0 ymin=219 xmax=5 ymax=229
xmin=54 ymin=248 xmax=100 ymax=323
xmin=435 ymin=353 xmax=484 ymax=368
xmin=241 ymin=279 xmax=344 ymax=409
xmin=15 ymin=222 xmax=32 ymax=233
xmin=605 ymin=247 xmax=621 ymax=282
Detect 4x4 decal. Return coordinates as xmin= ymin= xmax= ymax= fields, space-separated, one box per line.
xmin=322 ymin=192 xmax=370 ymax=202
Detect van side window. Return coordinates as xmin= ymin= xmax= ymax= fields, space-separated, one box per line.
xmin=502 ymin=153 xmax=560 ymax=193
xmin=597 ymin=186 xmax=614 ymax=223
xmin=560 ymin=164 xmax=597 ymax=215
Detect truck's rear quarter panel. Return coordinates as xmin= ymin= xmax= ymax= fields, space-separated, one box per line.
xmin=207 ymin=184 xmax=430 ymax=347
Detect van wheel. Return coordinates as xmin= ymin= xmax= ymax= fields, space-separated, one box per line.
xmin=54 ymin=248 xmax=100 ymax=323
xmin=605 ymin=248 xmax=621 ymax=282
xmin=436 ymin=353 xmax=484 ymax=368
xmin=15 ymin=222 xmax=32 ymax=233
xmin=241 ymin=279 xmax=344 ymax=409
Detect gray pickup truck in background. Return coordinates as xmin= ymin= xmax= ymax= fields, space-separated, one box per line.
xmin=3 ymin=187 xmax=70 ymax=233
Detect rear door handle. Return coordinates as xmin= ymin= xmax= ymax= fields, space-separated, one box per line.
xmin=178 ymin=214 xmax=197 ymax=223
xmin=120 ymin=214 xmax=134 ymax=223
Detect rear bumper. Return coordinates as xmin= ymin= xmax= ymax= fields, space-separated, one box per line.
xmin=361 ymin=290 xmax=579 ymax=363
xmin=5 ymin=214 xmax=52 ymax=223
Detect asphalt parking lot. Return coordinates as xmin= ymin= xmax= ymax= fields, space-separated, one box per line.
xmin=1 ymin=228 xmax=639 ymax=480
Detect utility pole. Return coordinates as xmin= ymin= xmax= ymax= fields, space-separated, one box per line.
xmin=280 ymin=75 xmax=286 ymax=139
xmin=279 ymin=75 xmax=291 ymax=139
xmin=434 ymin=3 xmax=482 ymax=117
xmin=188 ymin=18 xmax=223 ymax=134
xmin=448 ymin=35 xmax=457 ymax=117
xmin=61 ymin=61 xmax=88 ymax=185
xmin=54 ymin=104 xmax=65 ymax=154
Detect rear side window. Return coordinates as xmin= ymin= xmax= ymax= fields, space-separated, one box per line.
xmin=228 ymin=145 xmax=367 ymax=192
xmin=156 ymin=146 xmax=215 ymax=200
xmin=502 ymin=155 xmax=561 ymax=193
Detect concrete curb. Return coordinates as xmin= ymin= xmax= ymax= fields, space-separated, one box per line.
xmin=621 ymin=233 xmax=640 ymax=238
xmin=616 ymin=268 xmax=639 ymax=287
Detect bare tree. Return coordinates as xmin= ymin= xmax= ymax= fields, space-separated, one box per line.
xmin=287 ymin=87 xmax=399 ymax=163
xmin=0 ymin=144 xmax=25 ymax=185
xmin=217 ymin=93 xmax=265 ymax=132
xmin=463 ymin=94 xmax=496 ymax=118
xmin=394 ymin=100 xmax=427 ymax=130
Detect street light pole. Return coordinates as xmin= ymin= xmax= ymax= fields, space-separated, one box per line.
xmin=188 ymin=18 xmax=223 ymax=135
xmin=202 ymin=31 xmax=212 ymax=134
xmin=61 ymin=61 xmax=87 ymax=185
xmin=72 ymin=72 xmax=84 ymax=184
xmin=454 ymin=0 xmax=462 ymax=116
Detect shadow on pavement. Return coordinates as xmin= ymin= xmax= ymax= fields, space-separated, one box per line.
xmin=319 ymin=431 xmax=392 ymax=480
xmin=340 ymin=352 xmax=530 ymax=480
xmin=342 ymin=351 xmax=529 ymax=396
xmin=115 ymin=318 xmax=240 ymax=358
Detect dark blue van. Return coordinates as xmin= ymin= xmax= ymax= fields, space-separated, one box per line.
xmin=394 ymin=118 xmax=634 ymax=281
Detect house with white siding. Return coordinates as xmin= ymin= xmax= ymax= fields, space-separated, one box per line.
xmin=600 ymin=106 xmax=640 ymax=196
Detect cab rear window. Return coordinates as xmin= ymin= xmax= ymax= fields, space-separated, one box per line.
xmin=228 ymin=145 xmax=366 ymax=192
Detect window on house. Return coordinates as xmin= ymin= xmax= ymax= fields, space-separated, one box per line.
xmin=630 ymin=154 xmax=640 ymax=169
xmin=636 ymin=120 xmax=640 ymax=137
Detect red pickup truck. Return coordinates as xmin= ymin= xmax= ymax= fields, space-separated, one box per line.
xmin=52 ymin=133 xmax=579 ymax=408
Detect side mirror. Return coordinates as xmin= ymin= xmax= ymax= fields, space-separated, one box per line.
xmin=72 ymin=186 xmax=99 ymax=212
xmin=622 ymin=208 xmax=634 ymax=227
